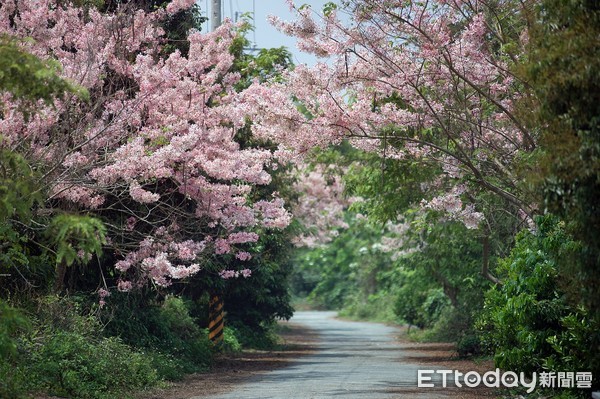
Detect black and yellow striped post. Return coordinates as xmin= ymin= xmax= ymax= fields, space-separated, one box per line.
xmin=208 ymin=294 xmax=224 ymax=348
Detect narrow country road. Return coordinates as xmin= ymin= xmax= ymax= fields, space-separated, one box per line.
xmin=193 ymin=311 xmax=450 ymax=399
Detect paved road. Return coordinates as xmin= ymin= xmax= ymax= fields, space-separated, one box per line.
xmin=193 ymin=311 xmax=450 ymax=399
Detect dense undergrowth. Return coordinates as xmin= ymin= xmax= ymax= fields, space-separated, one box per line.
xmin=0 ymin=294 xmax=275 ymax=399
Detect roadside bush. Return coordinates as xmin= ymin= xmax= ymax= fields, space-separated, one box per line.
xmin=227 ymin=321 xmax=280 ymax=350
xmin=0 ymin=295 xmax=162 ymax=399
xmin=28 ymin=332 xmax=157 ymax=399
xmin=420 ymin=289 xmax=452 ymax=328
xmin=478 ymin=216 xmax=599 ymax=389
xmin=156 ymin=296 xmax=212 ymax=373
xmin=0 ymin=300 xmax=29 ymax=359
xmin=394 ymin=277 xmax=429 ymax=328
xmin=395 ymin=285 xmax=451 ymax=330
xmin=0 ymin=301 xmax=31 ymax=399
xmin=222 ymin=326 xmax=242 ymax=352
xmin=456 ymin=334 xmax=481 ymax=358
xmin=159 ymin=295 xmax=203 ymax=339
xmin=340 ymin=291 xmax=398 ymax=322
xmin=102 ymin=293 xmax=213 ymax=378
xmin=0 ymin=360 xmax=30 ymax=399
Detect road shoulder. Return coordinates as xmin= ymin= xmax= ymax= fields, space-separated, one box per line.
xmin=389 ymin=326 xmax=499 ymax=398
xmin=135 ymin=321 xmax=318 ymax=399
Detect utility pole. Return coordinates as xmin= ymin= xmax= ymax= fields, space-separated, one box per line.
xmin=211 ymin=0 xmax=222 ymax=31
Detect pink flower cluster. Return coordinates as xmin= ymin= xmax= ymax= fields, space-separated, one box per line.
xmin=422 ymin=185 xmax=485 ymax=230
xmin=291 ymin=165 xmax=351 ymax=247
xmin=165 ymin=0 xmax=196 ymax=15
xmin=98 ymin=288 xmax=110 ymax=308
xmin=247 ymin=0 xmax=534 ymax=228
xmin=0 ymin=0 xmax=293 ymax=289
xmin=219 ymin=269 xmax=252 ymax=279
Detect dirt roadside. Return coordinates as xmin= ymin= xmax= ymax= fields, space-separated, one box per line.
xmin=135 ymin=321 xmax=319 ymax=399
xmin=390 ymin=326 xmax=499 ymax=399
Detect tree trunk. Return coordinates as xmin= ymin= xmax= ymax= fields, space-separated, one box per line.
xmin=54 ymin=262 xmax=67 ymax=292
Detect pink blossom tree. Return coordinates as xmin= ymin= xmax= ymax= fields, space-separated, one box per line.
xmin=242 ymin=0 xmax=537 ymax=281
xmin=0 ymin=0 xmax=291 ymax=290
xmin=245 ymin=0 xmax=536 ymax=227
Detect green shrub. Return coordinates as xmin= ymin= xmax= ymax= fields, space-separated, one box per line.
xmin=0 ymin=295 xmax=176 ymax=398
xmin=478 ymin=216 xmax=599 ymax=390
xmin=421 ymin=289 xmax=451 ymax=328
xmin=0 ymin=300 xmax=29 ymax=359
xmin=456 ymin=334 xmax=480 ymax=358
xmin=340 ymin=291 xmax=398 ymax=323
xmin=222 ymin=326 xmax=242 ymax=352
xmin=395 ymin=286 xmax=451 ymax=330
xmin=0 ymin=359 xmax=30 ymax=399
xmin=227 ymin=321 xmax=280 ymax=350
xmin=102 ymin=293 xmax=212 ymax=377
xmin=28 ymin=331 xmax=157 ymax=399
xmin=0 ymin=301 xmax=31 ymax=399
xmin=33 ymin=295 xmax=100 ymax=336
xmin=160 ymin=295 xmax=203 ymax=339
xmin=156 ymin=296 xmax=212 ymax=373
xmin=394 ymin=281 xmax=429 ymax=328
xmin=147 ymin=350 xmax=188 ymax=381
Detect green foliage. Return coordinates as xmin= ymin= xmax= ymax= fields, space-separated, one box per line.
xmin=234 ymin=46 xmax=293 ymax=89
xmin=456 ymin=333 xmax=481 ymax=358
xmin=222 ymin=326 xmax=242 ymax=352
xmin=0 ymin=35 xmax=87 ymax=112
xmin=29 ymin=332 xmax=157 ymax=399
xmin=323 ymin=2 xmax=338 ymax=17
xmin=159 ymin=295 xmax=203 ymax=339
xmin=525 ymin=0 xmax=600 ymax=317
xmin=396 ymin=286 xmax=451 ymax=330
xmin=0 ymin=150 xmax=46 ymax=279
xmin=478 ymin=216 xmax=599 ymax=388
xmin=292 ymin=215 xmax=390 ymax=311
xmin=227 ymin=322 xmax=280 ymax=350
xmin=162 ymin=3 xmax=206 ymax=56
xmin=0 ymin=360 xmax=29 ymax=399
xmin=393 ymin=270 xmax=431 ymax=328
xmin=0 ymin=150 xmax=41 ymax=221
xmin=0 ymin=296 xmax=161 ymax=399
xmin=102 ymin=293 xmax=212 ymax=379
xmin=47 ymin=214 xmax=106 ymax=267
xmin=229 ymin=15 xmax=293 ymax=89
xmin=395 ymin=220 xmax=491 ymax=345
xmin=340 ymin=291 xmax=398 ymax=322
xmin=344 ymin=151 xmax=437 ymax=223
xmin=0 ymin=300 xmax=29 ymax=359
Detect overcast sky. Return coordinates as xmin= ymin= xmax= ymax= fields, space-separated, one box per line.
xmin=199 ymin=0 xmax=332 ymax=65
